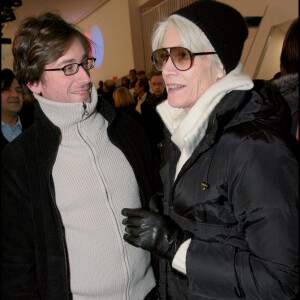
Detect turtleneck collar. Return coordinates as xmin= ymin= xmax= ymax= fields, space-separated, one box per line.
xmin=33 ymin=85 xmax=106 ymax=143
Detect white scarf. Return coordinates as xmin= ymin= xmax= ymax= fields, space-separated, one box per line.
xmin=156 ymin=63 xmax=254 ymax=180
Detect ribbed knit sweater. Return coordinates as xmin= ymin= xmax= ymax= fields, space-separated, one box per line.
xmin=34 ymin=86 xmax=155 ymax=300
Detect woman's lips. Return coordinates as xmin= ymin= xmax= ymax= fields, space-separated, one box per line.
xmin=167 ymin=84 xmax=185 ymax=93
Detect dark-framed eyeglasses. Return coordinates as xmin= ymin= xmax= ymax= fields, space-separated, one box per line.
xmin=44 ymin=57 xmax=96 ymax=76
xmin=151 ymin=47 xmax=216 ymax=71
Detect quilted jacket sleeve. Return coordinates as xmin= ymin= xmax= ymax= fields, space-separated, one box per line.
xmin=186 ymin=132 xmax=298 ymax=299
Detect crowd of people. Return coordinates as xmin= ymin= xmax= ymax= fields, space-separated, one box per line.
xmin=1 ymin=0 xmax=298 ymax=299
xmin=95 ymin=68 xmax=167 ymax=159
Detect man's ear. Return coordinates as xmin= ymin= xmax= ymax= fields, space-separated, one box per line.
xmin=27 ymin=81 xmax=41 ymax=94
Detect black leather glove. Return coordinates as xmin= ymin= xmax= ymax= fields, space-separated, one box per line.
xmin=121 ymin=208 xmax=190 ymax=261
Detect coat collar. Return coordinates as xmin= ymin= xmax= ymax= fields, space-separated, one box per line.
xmin=157 ymin=64 xmax=254 ymax=180
xmin=273 ymin=73 xmax=298 ymax=96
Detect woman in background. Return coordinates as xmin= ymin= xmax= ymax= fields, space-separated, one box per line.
xmin=113 ymin=86 xmax=142 ymax=125
xmin=272 ymin=18 xmax=298 ymax=141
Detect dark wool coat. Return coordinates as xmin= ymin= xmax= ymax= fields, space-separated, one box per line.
xmin=1 ymin=98 xmax=161 ymax=299
xmin=157 ymin=81 xmax=298 ymax=300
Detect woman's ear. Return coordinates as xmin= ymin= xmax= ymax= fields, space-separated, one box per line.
xmin=27 ymin=81 xmax=42 ymax=94
xmin=216 ymin=63 xmax=226 ymax=80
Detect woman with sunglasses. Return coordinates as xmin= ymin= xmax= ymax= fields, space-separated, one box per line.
xmin=122 ymin=1 xmax=298 ymax=299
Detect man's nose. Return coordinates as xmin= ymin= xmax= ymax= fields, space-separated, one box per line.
xmin=76 ymin=65 xmax=90 ymax=83
xmin=10 ymin=88 xmax=19 ymax=97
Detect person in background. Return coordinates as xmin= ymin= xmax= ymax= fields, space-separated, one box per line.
xmin=97 ymin=79 xmax=103 ymax=96
xmin=100 ymin=78 xmax=116 ymax=107
xmin=122 ymin=1 xmax=298 ymax=299
xmin=134 ymin=79 xmax=152 ymax=114
xmin=113 ymin=86 xmax=143 ymax=125
xmin=1 ymin=68 xmax=33 ymax=152
xmin=121 ymin=76 xmax=130 ymax=89
xmin=141 ymin=71 xmax=167 ymax=160
xmin=147 ymin=71 xmax=167 ymax=109
xmin=137 ymin=70 xmax=147 ymax=80
xmin=129 ymin=68 xmax=138 ymax=89
xmin=1 ymin=12 xmax=160 ymax=300
xmin=272 ymin=18 xmax=298 ymax=141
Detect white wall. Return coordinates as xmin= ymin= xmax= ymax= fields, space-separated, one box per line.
xmin=218 ymin=0 xmax=298 ymax=78
xmin=1 ymin=46 xmax=14 ymax=70
xmin=1 ymin=0 xmax=142 ymax=87
xmin=255 ymin=26 xmax=286 ymax=80
xmin=2 ymin=0 xmax=298 ymax=82
xmin=77 ymin=0 xmax=134 ymax=86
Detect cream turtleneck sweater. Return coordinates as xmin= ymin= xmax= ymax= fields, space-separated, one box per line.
xmin=34 ymin=85 xmax=155 ymax=300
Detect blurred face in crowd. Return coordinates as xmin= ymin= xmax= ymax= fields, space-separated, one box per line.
xmin=134 ymin=80 xmax=144 ymax=98
xmin=1 ymin=78 xmax=24 ymax=119
xmin=137 ymin=72 xmax=146 ymax=80
xmin=161 ymin=25 xmax=224 ymax=112
xmin=122 ymin=77 xmax=128 ymax=85
xmin=150 ymin=75 xmax=166 ymax=98
xmin=129 ymin=70 xmax=137 ymax=80
xmin=27 ymin=38 xmax=91 ymax=103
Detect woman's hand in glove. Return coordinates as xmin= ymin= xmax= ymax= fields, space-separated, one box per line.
xmin=121 ymin=208 xmax=190 ymax=261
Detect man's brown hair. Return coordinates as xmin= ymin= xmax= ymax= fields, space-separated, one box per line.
xmin=13 ymin=12 xmax=92 ymax=101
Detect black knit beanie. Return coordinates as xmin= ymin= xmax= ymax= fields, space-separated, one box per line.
xmin=172 ymin=0 xmax=248 ymax=73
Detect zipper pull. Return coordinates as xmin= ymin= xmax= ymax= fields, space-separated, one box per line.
xmin=201 ymin=182 xmax=209 ymax=191
xmin=82 ymin=102 xmax=88 ymax=117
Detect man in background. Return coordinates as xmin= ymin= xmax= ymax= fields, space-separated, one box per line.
xmin=1 ymin=68 xmax=32 ymax=151
xmin=137 ymin=70 xmax=147 ymax=80
xmin=129 ymin=68 xmax=138 ymax=89
xmin=147 ymin=71 xmax=167 ymax=109
xmin=97 ymin=79 xmax=103 ymax=96
xmin=141 ymin=72 xmax=167 ymax=160
xmin=134 ymin=79 xmax=152 ymax=114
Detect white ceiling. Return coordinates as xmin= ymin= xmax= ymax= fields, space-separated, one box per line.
xmin=1 ymin=0 xmax=294 ymax=41
xmin=1 ymin=0 xmax=293 ymax=58
xmin=2 ymin=0 xmax=108 ymax=50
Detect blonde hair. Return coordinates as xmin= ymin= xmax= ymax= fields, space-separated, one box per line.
xmin=113 ymin=87 xmax=136 ymax=108
xmin=151 ymin=14 xmax=223 ymax=71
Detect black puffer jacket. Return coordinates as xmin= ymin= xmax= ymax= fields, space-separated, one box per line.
xmin=157 ymin=81 xmax=298 ymax=299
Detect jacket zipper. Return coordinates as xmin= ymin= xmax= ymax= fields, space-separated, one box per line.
xmin=77 ymin=108 xmax=131 ymax=299
xmin=82 ymin=102 xmax=88 ymax=117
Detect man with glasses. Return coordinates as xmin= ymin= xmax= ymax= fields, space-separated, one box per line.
xmin=1 ymin=12 xmax=159 ymax=300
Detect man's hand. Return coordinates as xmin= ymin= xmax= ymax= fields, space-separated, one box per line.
xmin=121 ymin=208 xmax=189 ymax=261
